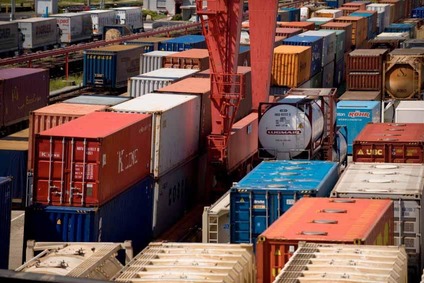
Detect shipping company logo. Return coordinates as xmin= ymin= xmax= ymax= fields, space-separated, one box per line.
xmin=267 ymin=130 xmax=301 ymax=135
xmin=357 ymin=149 xmax=383 ymax=156
xmin=348 ymin=111 xmax=370 ymax=118
xmin=117 ymin=149 xmax=139 ymax=173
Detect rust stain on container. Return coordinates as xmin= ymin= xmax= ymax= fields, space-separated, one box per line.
xmin=256 ymin=197 xmax=394 ymax=283
xmin=28 ymin=103 xmax=108 ymax=171
xmin=33 ymin=112 xmax=152 ymax=207
xmin=272 ymin=45 xmax=312 ymax=87
xmin=353 ymin=123 xmax=424 ymax=163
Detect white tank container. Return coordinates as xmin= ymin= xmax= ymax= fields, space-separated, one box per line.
xmin=16 ymin=17 xmax=59 ymax=50
xmin=140 ymin=51 xmax=178 ymax=74
xmin=331 ymin=162 xmax=424 ymax=277
xmin=395 ymin=101 xmax=424 ymax=123
xmin=259 ymin=96 xmax=324 ymax=160
xmin=112 ymin=7 xmax=143 ymax=31
xmin=128 ymin=68 xmax=199 ymax=97
xmin=83 ymin=10 xmax=116 ymax=36
xmin=111 ymin=93 xmax=201 ymax=178
xmin=50 ymin=12 xmax=93 ymax=44
xmin=202 ymin=190 xmax=230 ymax=243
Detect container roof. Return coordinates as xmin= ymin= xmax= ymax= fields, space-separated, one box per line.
xmin=33 ymin=103 xmax=107 ymax=115
xmin=355 ymin=123 xmax=424 ymax=142
xmin=156 ymin=77 xmax=210 ymax=94
xmin=0 ymin=68 xmax=47 ymax=79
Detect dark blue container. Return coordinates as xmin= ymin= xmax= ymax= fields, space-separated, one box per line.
xmin=384 ymin=23 xmax=415 ymax=39
xmin=412 ymin=7 xmax=424 ymax=18
xmin=230 ymin=160 xmax=340 ymax=244
xmin=325 ymin=0 xmax=342 ymax=7
xmin=277 ymin=8 xmax=300 ymax=21
xmin=24 ymin=176 xmax=154 ymax=257
xmin=0 ymin=129 xmax=28 ymax=208
xmin=0 ymin=177 xmax=12 ymax=269
xmin=350 ymin=12 xmax=376 ymax=39
xmin=158 ymin=35 xmax=206 ymax=51
xmin=282 ymin=35 xmax=324 ymax=77
xmin=334 ymin=57 xmax=345 ymax=87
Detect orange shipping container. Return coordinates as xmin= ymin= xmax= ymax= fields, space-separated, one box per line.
xmin=28 ymin=103 xmax=108 ymax=171
xmin=272 ymin=45 xmax=312 ymax=87
xmin=333 ymin=16 xmax=368 ymax=48
xmin=256 ymin=197 xmax=394 ymax=283
xmin=162 ymin=49 xmax=209 ymax=71
xmin=276 ymin=21 xmax=315 ymax=31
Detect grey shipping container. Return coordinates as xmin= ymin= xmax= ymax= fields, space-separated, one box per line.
xmin=0 ymin=21 xmax=19 ymax=56
xmin=16 ymin=17 xmax=59 ymax=50
xmin=63 ymin=95 xmax=131 ymax=106
xmin=140 ymin=51 xmax=178 ymax=74
xmin=331 ymin=162 xmax=424 ymax=281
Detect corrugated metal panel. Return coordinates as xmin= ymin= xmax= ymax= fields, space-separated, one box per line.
xmin=273 ymin=243 xmax=407 ymax=283
xmin=63 ymin=95 xmax=131 ymax=106
xmin=0 ymin=177 xmax=12 ymax=269
xmin=158 ymin=35 xmax=206 ymax=51
xmin=112 ymin=242 xmax=255 ymax=283
xmin=141 ymin=51 xmax=177 ymax=73
xmin=24 ymin=176 xmax=154 ymax=255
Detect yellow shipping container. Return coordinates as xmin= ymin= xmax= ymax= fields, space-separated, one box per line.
xmin=272 ymin=45 xmax=312 ymax=87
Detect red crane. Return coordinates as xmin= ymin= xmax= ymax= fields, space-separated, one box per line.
xmin=196 ymin=0 xmax=278 ymax=199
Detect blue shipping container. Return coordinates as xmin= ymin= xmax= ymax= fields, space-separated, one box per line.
xmin=0 ymin=177 xmax=12 ymax=269
xmin=230 ymin=160 xmax=340 ymax=244
xmin=158 ymin=35 xmax=206 ymax=52
xmin=412 ymin=7 xmax=424 ymax=18
xmin=336 ymin=100 xmax=381 ymax=154
xmin=385 ymin=23 xmax=415 ymax=39
xmin=282 ymin=35 xmax=324 ymax=77
xmin=24 ymin=176 xmax=154 ymax=257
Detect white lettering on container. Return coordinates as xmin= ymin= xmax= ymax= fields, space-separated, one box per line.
xmin=117 ymin=149 xmax=139 ymax=173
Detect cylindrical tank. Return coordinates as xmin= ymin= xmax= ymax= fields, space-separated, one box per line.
xmin=333 ymin=127 xmax=348 ymax=164
xmin=259 ymin=96 xmax=324 ymax=160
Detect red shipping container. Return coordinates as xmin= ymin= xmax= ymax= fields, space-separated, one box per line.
xmin=339 ymin=6 xmax=360 ymax=16
xmin=28 ymin=103 xmax=108 ymax=171
xmin=33 ymin=112 xmax=152 ymax=207
xmin=347 ymin=49 xmax=388 ymax=72
xmin=347 ymin=72 xmax=383 ymax=90
xmin=276 ymin=21 xmax=315 ymax=32
xmin=342 ymin=2 xmax=366 ymax=10
xmin=353 ymin=123 xmax=424 ymax=163
xmin=321 ymin=22 xmax=353 ymax=52
xmin=256 ymin=197 xmax=394 ymax=283
xmin=0 ymin=68 xmax=49 ymax=129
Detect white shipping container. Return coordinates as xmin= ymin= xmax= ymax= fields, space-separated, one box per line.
xmin=377 ymin=32 xmax=410 ymax=39
xmin=302 ymin=30 xmax=336 ymax=66
xmin=84 ymin=10 xmax=116 ymax=36
xmin=395 ymin=101 xmax=424 ymax=123
xmin=112 ymin=242 xmax=255 ymax=283
xmin=202 ymin=190 xmax=230 ymax=243
xmin=153 ymin=158 xmax=198 ymax=237
xmin=331 ymin=162 xmax=424 ymax=272
xmin=35 ymin=0 xmax=58 ymax=15
xmin=367 ymin=4 xmax=391 ymax=30
xmin=140 ymin=51 xmax=178 ymax=74
xmin=111 ymin=93 xmax=200 ymax=178
xmin=50 ymin=12 xmax=93 ymax=44
xmin=273 ymin=242 xmax=408 ymax=283
xmin=16 ymin=17 xmax=59 ymax=49
xmin=113 ymin=7 xmax=143 ymax=31
xmin=314 ymin=9 xmax=343 ymax=18
xmin=128 ymin=68 xmax=199 ymax=97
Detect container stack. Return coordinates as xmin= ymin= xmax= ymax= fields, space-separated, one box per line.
xmin=331 ymin=162 xmax=424 ymax=281
xmin=0 ymin=177 xmax=12 ymax=270
xmin=229 ymin=160 xmax=340 ymax=245
xmin=158 ymin=35 xmax=206 ymax=51
xmin=273 ymin=243 xmax=408 ymax=283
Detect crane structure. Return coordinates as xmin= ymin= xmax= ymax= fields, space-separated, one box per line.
xmin=196 ymin=0 xmax=278 ymax=199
